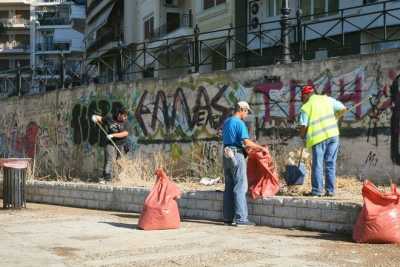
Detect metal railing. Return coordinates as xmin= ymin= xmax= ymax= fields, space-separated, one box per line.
xmin=36 ymin=42 xmax=71 ymax=52
xmin=0 ymin=42 xmax=30 ymax=51
xmin=0 ymin=18 xmax=29 ymax=26
xmin=88 ymin=0 xmax=399 ymax=83
xmin=37 ymin=17 xmax=71 ymax=26
xmin=2 ymin=0 xmax=400 ymax=94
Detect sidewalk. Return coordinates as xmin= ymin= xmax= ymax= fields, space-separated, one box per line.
xmin=1 ymin=203 xmax=399 ymax=267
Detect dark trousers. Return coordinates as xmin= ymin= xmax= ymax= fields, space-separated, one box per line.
xmin=103 ymin=144 xmax=122 ymax=180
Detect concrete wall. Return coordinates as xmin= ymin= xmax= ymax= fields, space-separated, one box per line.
xmin=0 ymin=181 xmax=361 ymax=234
xmin=0 ymin=49 xmax=400 ymax=181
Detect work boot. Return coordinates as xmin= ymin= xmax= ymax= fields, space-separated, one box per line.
xmin=303 ymin=192 xmax=322 ymax=198
xmin=223 ymin=221 xmax=237 ymax=226
xmin=324 ymin=192 xmax=335 ymax=197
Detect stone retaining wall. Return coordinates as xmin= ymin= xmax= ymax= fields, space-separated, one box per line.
xmin=0 ymin=181 xmax=361 ymax=234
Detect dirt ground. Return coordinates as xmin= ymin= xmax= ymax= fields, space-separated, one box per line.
xmin=1 ymin=203 xmax=399 ymax=267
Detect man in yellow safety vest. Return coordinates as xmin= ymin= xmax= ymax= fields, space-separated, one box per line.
xmin=298 ymin=85 xmax=346 ymax=197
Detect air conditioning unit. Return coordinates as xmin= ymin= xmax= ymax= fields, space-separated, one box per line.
xmin=248 ymin=0 xmax=262 ymax=31
xmin=164 ymin=0 xmax=178 ymax=7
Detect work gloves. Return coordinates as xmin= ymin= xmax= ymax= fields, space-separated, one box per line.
xmin=106 ymin=134 xmax=114 ymax=140
xmin=91 ymin=115 xmax=101 ymax=123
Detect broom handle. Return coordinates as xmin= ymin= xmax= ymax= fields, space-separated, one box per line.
xmin=297 ymin=147 xmax=304 ymax=168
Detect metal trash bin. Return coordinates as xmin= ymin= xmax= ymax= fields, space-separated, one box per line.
xmin=1 ymin=158 xmax=30 ymax=209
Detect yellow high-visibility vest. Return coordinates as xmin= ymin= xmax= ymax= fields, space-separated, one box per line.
xmin=301 ymin=94 xmax=339 ymax=148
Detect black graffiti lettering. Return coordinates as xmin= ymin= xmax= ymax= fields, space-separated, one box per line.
xmin=88 ymin=100 xmax=99 ymax=145
xmin=171 ymin=88 xmax=193 ymax=130
xmin=71 ymin=104 xmax=82 ymax=145
xmin=80 ymin=105 xmax=89 ymax=142
xmin=192 ymin=86 xmax=212 ymax=128
xmin=151 ymin=90 xmax=170 ymax=132
xmin=196 ymin=110 xmax=208 ymax=126
xmin=135 ymin=90 xmax=150 ymax=136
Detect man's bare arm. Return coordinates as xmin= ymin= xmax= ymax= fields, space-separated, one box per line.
xmin=243 ymin=139 xmax=267 ymax=153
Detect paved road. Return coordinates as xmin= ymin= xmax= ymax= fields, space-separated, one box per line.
xmin=0 ymin=203 xmax=399 ymax=267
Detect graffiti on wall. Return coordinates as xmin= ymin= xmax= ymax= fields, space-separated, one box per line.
xmin=0 ymin=62 xmax=398 ymax=177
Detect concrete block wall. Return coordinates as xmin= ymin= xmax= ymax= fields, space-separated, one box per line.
xmin=1 ymin=181 xmax=361 ymax=234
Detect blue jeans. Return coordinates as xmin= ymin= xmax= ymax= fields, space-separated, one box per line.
xmin=311 ymin=136 xmax=339 ymax=195
xmin=223 ymin=150 xmax=249 ymax=223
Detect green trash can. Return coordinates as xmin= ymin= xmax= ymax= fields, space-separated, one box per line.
xmin=1 ymin=158 xmax=30 ymax=209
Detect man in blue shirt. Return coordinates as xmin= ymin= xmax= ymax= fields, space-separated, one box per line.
xmin=222 ymin=101 xmax=267 ymax=226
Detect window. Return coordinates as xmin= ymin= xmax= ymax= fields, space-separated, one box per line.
xmin=203 ymin=0 xmax=226 ymax=10
xmin=144 ymin=17 xmax=154 ymax=40
xmin=300 ymin=0 xmax=338 ymax=18
xmin=364 ymin=0 xmax=379 ymax=4
xmin=266 ymin=0 xmax=283 ymax=17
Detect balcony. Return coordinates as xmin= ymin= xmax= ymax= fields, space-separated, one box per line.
xmin=149 ymin=12 xmax=193 ymax=41
xmin=0 ymin=42 xmax=30 ymax=53
xmin=35 ymin=0 xmax=76 ymax=5
xmin=36 ymin=42 xmax=71 ymax=52
xmin=86 ymin=29 xmax=120 ymax=53
xmin=37 ymin=17 xmax=71 ymax=26
xmin=0 ymin=18 xmax=29 ymax=27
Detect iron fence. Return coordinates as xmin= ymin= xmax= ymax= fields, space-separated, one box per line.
xmin=2 ymin=0 xmax=400 ymax=96
xmin=88 ymin=0 xmax=400 ymax=84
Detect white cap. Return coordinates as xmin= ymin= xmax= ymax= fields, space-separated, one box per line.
xmin=237 ymin=101 xmax=252 ymax=113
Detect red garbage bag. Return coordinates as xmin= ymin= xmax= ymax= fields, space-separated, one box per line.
xmin=247 ymin=147 xmax=280 ymax=199
xmin=353 ymin=180 xmax=400 ymax=243
xmin=138 ymin=169 xmax=182 ymax=230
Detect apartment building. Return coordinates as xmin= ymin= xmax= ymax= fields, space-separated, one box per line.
xmin=85 ymin=0 xmax=124 ymax=83
xmin=241 ymin=0 xmax=400 ymax=66
xmin=31 ymin=0 xmax=86 ymax=92
xmin=0 ymin=0 xmax=31 ymax=97
xmin=86 ymin=0 xmax=236 ymax=82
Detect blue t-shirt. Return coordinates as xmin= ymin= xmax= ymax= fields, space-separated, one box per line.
xmin=298 ymin=96 xmax=346 ymax=126
xmin=222 ymin=116 xmax=249 ymax=147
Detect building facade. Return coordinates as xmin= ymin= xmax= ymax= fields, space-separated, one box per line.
xmin=240 ymin=0 xmax=400 ymax=66
xmin=85 ymin=0 xmax=236 ymax=82
xmin=31 ymin=0 xmax=86 ymax=92
xmin=0 ymin=0 xmax=31 ymax=97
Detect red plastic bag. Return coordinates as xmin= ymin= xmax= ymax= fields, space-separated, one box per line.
xmin=247 ymin=147 xmax=280 ymax=199
xmin=138 ymin=169 xmax=182 ymax=230
xmin=353 ymin=180 xmax=400 ymax=243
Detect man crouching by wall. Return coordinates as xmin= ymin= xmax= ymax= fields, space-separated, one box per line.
xmin=92 ymin=107 xmax=129 ymax=184
xmin=222 ymin=101 xmax=268 ymax=226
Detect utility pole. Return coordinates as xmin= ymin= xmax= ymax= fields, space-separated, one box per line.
xmin=296 ymin=0 xmax=303 ymax=62
xmin=280 ymin=0 xmax=291 ymax=64
xmin=60 ymin=51 xmax=65 ymax=89
xmin=16 ymin=61 xmax=21 ymax=96
xmin=194 ymin=24 xmax=200 ymax=73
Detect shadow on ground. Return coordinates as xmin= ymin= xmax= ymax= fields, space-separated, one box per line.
xmin=99 ymin=221 xmax=138 ymax=229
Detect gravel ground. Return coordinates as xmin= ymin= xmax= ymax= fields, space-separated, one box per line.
xmin=1 ymin=203 xmax=399 ymax=267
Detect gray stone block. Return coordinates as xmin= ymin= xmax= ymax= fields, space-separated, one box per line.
xmin=252 ymin=204 xmax=273 ymax=216
xmin=260 ymin=216 xmax=283 ymax=227
xmin=282 ymin=218 xmax=306 ymax=228
xmin=296 ymin=207 xmax=322 ymax=221
xmin=320 ymin=209 xmax=349 ymax=223
xmin=283 ymin=198 xmax=309 ymax=208
xmin=249 ymin=215 xmax=261 ymax=225
xmin=263 ymin=197 xmax=284 ymax=206
xmin=304 ymin=220 xmax=331 ymax=232
xmin=274 ymin=206 xmax=297 ymax=218
xmin=195 ymin=199 xmax=215 ymax=210
xmin=87 ymin=200 xmax=99 ymax=209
